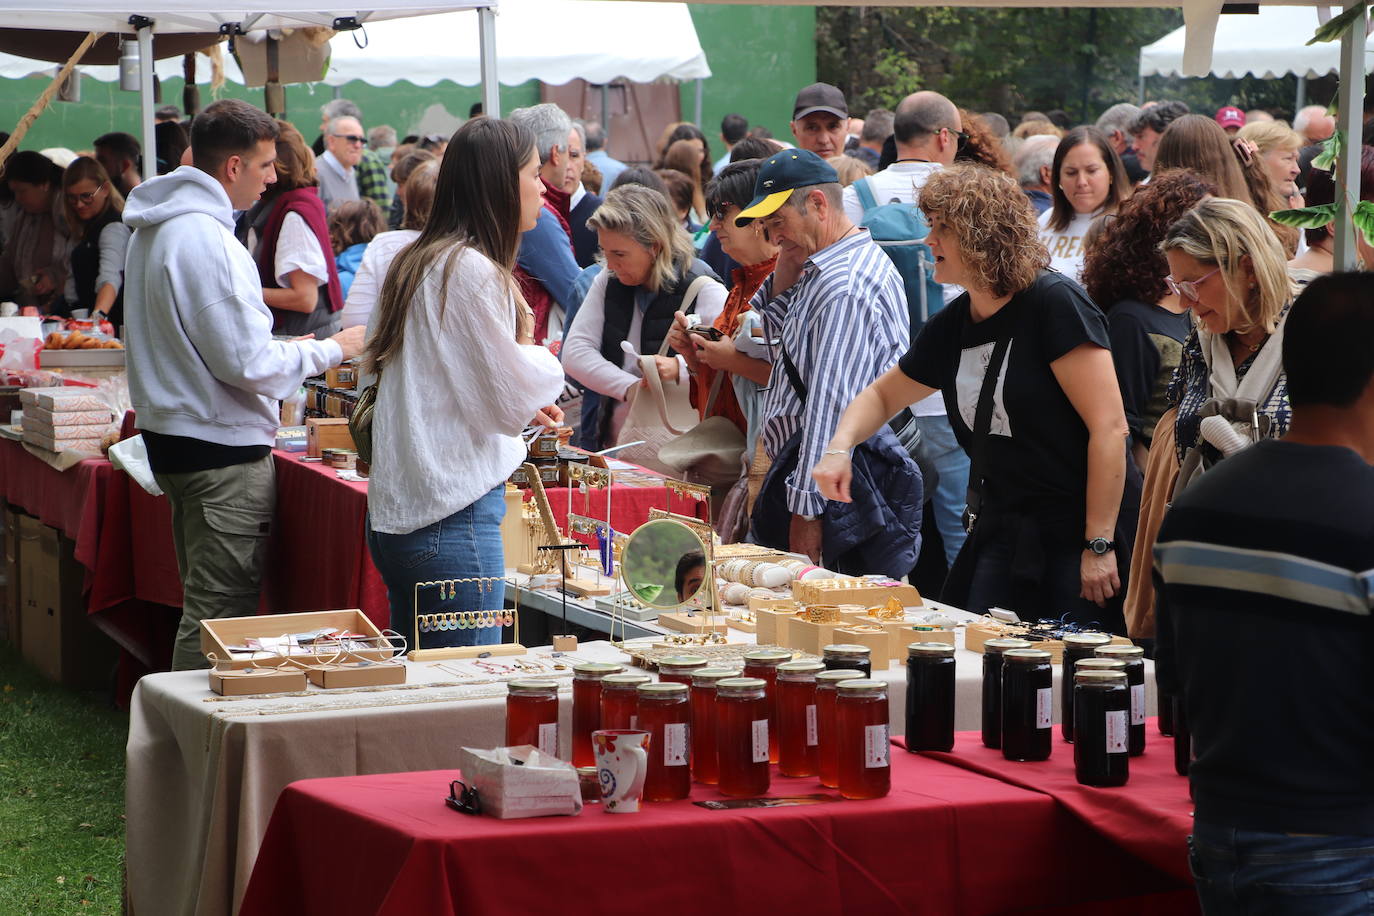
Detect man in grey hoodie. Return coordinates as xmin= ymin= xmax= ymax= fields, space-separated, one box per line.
xmin=123 ymin=99 xmax=366 ymax=670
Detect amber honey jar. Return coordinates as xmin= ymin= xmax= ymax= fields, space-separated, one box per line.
xmin=657 ymin=655 xmax=709 ymax=686
xmin=571 ymin=662 xmax=622 ymax=768
xmin=776 ymin=659 xmax=826 ymax=777
xmin=689 ymin=667 xmax=739 ymax=785
xmin=741 ymin=649 xmax=792 ymax=764
xmin=505 ymin=679 xmax=560 ymax=756
xmin=815 ymin=668 xmax=866 ymax=789
xmin=835 ymin=679 xmax=891 ymax=800
xmin=599 ymin=673 xmax=650 ymax=731
xmin=637 ymin=682 xmax=692 ymax=801
xmin=715 ymin=677 xmax=770 ymax=797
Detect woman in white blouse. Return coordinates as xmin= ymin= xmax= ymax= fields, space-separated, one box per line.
xmin=562 ymin=183 xmax=726 ymax=450
xmin=364 ymin=119 xmax=566 ymax=650
xmin=340 ymin=160 xmax=437 ymax=330
xmin=1037 ymin=126 xmax=1131 ymax=284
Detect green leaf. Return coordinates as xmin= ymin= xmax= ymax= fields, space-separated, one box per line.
xmin=1354 ymin=201 xmax=1374 ymax=246
xmin=1269 ymin=203 xmax=1340 ymax=228
xmin=1312 ymin=130 xmax=1344 ymax=172
xmin=1307 ymin=1 xmax=1368 ymax=44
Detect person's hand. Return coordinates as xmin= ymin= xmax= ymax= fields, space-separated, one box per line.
xmin=692 ymin=333 xmax=737 ymax=372
xmin=789 ymin=514 xmax=823 ymax=564
xmin=666 ymin=312 xmax=699 ymax=372
xmin=773 ymin=245 xmax=807 ymax=294
xmin=327 ymin=325 xmax=367 ymax=362
xmin=1080 ymin=549 xmax=1120 ymax=608
xmin=31 ymin=269 xmax=54 ymax=297
xmin=812 ymin=451 xmax=853 ymax=503
xmin=530 ymin=404 xmax=564 ymax=429
xmin=646 ymin=354 xmax=679 ymax=385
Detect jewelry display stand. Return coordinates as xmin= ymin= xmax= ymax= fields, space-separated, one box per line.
xmin=516 ymin=462 xmax=562 ymax=577
xmin=560 ymin=462 xmax=617 ymax=597
xmin=409 ymin=574 xmax=527 ymax=662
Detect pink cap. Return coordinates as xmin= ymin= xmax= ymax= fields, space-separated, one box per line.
xmin=1215 ymin=106 xmax=1245 ymax=129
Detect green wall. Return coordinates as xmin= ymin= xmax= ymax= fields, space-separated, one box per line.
xmin=0 ymin=5 xmax=814 ymax=154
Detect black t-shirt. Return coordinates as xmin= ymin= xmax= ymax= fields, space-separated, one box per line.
xmin=898 ymin=270 xmax=1110 ymax=523
xmin=1106 ymin=298 xmax=1191 ymax=445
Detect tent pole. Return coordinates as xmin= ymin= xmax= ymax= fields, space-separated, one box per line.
xmin=478 ymin=6 xmax=499 ymax=118
xmin=600 ymin=84 xmax=609 ymax=141
xmin=137 ymin=20 xmax=156 ymax=182
xmin=694 ymin=78 xmax=703 ymax=128
xmin=1294 ymin=75 xmax=1306 ymax=115
xmin=1332 ymin=1 xmax=1366 ymax=271
xmin=1137 ymin=73 xmax=1145 ymax=105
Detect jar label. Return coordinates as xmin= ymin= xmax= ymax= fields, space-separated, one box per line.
xmin=630 ymin=715 xmax=638 ymax=730
xmin=664 ymin=722 xmax=688 ymax=766
xmin=806 ymin=705 xmax=818 ymax=746
xmin=751 ymin=719 xmax=769 ymax=763
xmin=865 ymin=723 xmax=891 ymax=768
xmin=537 ymin=722 xmax=558 ymax=757
xmin=1106 ymin=709 xmax=1128 ymax=754
xmin=1036 ymin=687 xmax=1052 ymax=729
xmin=1131 ymin=684 xmax=1145 ymax=726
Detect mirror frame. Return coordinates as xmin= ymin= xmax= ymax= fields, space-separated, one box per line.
xmin=621 ymin=517 xmax=711 ymax=610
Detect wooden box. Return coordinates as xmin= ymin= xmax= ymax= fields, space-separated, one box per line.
xmin=792 ymin=578 xmax=921 ymax=609
xmin=201 ymin=609 xmax=391 ymax=669
xmin=786 ymin=617 xmax=848 ymax=656
xmin=325 ymin=365 xmax=358 ymax=390
xmin=753 ymin=604 xmax=798 ymax=646
xmin=658 ymin=612 xmax=727 ymax=636
xmin=306 ymin=417 xmax=354 ymax=459
xmin=832 ymin=626 xmax=895 ymax=672
xmin=889 ymin=625 xmax=957 ymax=661
xmin=964 ymin=622 xmax=1131 ymax=665
xmin=209 ymin=667 xmax=308 ymax=696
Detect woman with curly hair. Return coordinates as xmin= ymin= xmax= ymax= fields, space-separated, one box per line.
xmin=954 ymin=109 xmax=1014 ymax=176
xmin=1082 ymin=170 xmax=1216 ymax=463
xmin=814 ymin=164 xmax=1133 ymax=630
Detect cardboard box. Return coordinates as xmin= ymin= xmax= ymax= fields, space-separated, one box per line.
xmin=3 ymin=506 xmax=21 ymax=645
xmin=201 ymin=609 xmax=391 ymax=669
xmin=792 ymin=577 xmax=922 ymax=609
xmin=22 ymin=429 xmax=103 ymax=453
xmin=964 ymin=622 xmax=1131 ymax=665
xmin=18 ymin=516 xmax=116 ymax=686
xmin=22 ymin=405 xmax=115 ymax=427
xmin=18 ymin=387 xmax=107 ymax=412
xmin=306 ymin=417 xmax=354 ymax=458
xmin=305 ymin=661 xmax=407 ymax=688
xmin=209 ymin=667 xmax=308 ymax=696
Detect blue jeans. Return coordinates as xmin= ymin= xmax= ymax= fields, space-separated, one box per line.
xmin=367 ymin=486 xmax=507 ymax=653
xmin=1189 ymin=820 xmax=1374 ymax=916
xmin=911 ymin=414 xmax=970 ymax=567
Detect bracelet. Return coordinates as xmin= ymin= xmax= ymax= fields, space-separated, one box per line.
xmin=822 ymin=448 xmax=850 ymax=457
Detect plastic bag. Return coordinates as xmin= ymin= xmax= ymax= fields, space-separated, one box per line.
xmin=107 ymin=434 xmax=163 ymax=496
xmin=0 ymin=328 xmax=42 ymax=370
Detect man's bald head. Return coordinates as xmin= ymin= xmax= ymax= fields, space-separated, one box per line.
xmin=893 ymin=91 xmax=962 ymax=166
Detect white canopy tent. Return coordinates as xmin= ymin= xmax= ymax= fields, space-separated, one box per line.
xmin=322 ymin=0 xmax=709 ymax=87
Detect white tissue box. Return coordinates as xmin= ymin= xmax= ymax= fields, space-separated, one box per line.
xmin=458 ymin=746 xmax=583 ymax=819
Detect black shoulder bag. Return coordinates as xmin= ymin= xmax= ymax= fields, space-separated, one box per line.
xmin=961 ymin=337 xmax=1011 ymax=533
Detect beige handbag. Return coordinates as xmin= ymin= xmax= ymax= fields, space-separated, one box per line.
xmin=657 ymin=370 xmax=747 ymax=487
xmin=612 ymin=277 xmax=712 ymax=473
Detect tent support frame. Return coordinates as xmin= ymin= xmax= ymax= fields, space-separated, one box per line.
xmin=478 ymin=5 xmax=499 ymax=118
xmin=136 ymin=18 xmax=156 ymax=182
xmin=1332 ymin=0 xmax=1367 ymax=271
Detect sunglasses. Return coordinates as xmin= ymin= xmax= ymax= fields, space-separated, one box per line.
xmin=64 ymin=183 xmax=106 ymax=206
xmin=947 ymin=127 xmax=971 ymax=152
xmin=1164 ymin=266 xmax=1221 ymax=301
xmin=332 ymin=133 xmax=366 ymax=145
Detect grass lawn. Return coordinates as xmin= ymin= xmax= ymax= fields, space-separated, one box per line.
xmin=0 ymin=642 xmax=127 ymax=915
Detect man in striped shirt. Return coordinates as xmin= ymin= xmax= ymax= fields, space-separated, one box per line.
xmin=735 ymin=149 xmax=909 ymax=562
xmin=1154 ymin=273 xmax=1374 ymax=914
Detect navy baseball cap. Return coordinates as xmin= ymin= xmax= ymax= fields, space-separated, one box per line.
xmin=735 ymin=148 xmax=839 ymax=225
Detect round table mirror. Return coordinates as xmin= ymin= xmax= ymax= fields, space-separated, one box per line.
xmin=621 ymin=518 xmax=708 ymax=609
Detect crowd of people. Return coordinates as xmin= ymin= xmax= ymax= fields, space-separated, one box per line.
xmin=4 ymin=79 xmax=1371 ymax=912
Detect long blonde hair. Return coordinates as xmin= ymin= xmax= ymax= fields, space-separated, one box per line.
xmin=586 ymin=184 xmax=695 ymax=292
xmin=1161 ymin=197 xmax=1293 ymax=334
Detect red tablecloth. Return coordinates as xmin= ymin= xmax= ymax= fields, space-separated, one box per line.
xmin=241 ymin=747 xmax=1194 ymax=916
xmin=921 ymin=720 xmax=1196 ymax=884
xmin=0 ymin=436 xmax=110 ymax=566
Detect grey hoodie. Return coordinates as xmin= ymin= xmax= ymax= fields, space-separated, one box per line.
xmin=123 ymin=166 xmax=340 ymax=447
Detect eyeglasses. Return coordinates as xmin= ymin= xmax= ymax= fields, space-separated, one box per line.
xmin=64 ymin=183 xmax=107 ymax=206
xmin=332 ymin=133 xmax=366 ymax=145
xmin=1164 ymin=266 xmax=1220 ymax=301
xmin=947 ymin=127 xmax=971 ymax=152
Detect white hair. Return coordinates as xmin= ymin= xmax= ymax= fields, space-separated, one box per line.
xmin=1095 ymin=102 xmax=1141 ymax=140
xmin=321 ymin=98 xmax=361 ymax=122
xmin=1013 ymin=134 xmax=1059 ymax=188
xmin=1293 ymin=105 xmax=1330 ymax=137
xmin=509 ymin=103 xmax=573 ymax=164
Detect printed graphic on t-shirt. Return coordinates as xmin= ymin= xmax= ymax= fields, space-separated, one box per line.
xmin=955 ymin=340 xmax=1014 ymax=438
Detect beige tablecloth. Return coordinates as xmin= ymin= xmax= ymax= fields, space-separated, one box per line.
xmin=125 ymin=629 xmax=1156 ymax=916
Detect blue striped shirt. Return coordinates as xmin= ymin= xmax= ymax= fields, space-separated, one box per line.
xmin=754 ymin=228 xmax=908 ymax=516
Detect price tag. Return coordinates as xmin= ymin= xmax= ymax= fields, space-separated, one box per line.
xmin=1130 ymin=684 xmax=1145 ymax=726
xmin=751 ymin=719 xmax=769 ymax=763
xmin=805 ymin=705 xmax=818 ymax=747
xmin=865 ymin=724 xmax=891 ymax=768
xmin=664 ymin=723 xmax=688 ymax=766
xmin=1106 ymin=710 xmax=1128 ymax=754
xmin=1036 ymin=687 xmax=1052 ymax=729
xmin=537 ymin=722 xmax=559 ymax=757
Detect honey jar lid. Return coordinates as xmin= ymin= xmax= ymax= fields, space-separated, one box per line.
xmin=658 ymin=655 xmax=709 ymax=669
xmin=507 ymin=678 xmax=559 ymax=693
xmin=742 ymin=648 xmax=793 ymax=664
xmin=1003 ymin=648 xmax=1053 ymax=664
xmin=907 ymin=642 xmax=955 ymax=657
xmin=602 ymin=673 xmax=652 ymax=687
xmin=983 ymin=638 xmax=1033 ymax=654
xmin=572 ymin=662 xmax=622 ymax=678
xmin=690 ymin=667 xmax=741 ymax=685
xmin=1062 ymin=632 xmax=1113 ymax=647
xmin=835 ymin=678 xmax=886 ymax=695
xmin=777 ymin=659 xmax=827 ymax=677
xmin=822 ymin=643 xmax=871 ymax=657
xmin=815 ymin=668 xmax=866 ymax=684
xmin=716 ymin=677 xmax=768 ymax=695
xmin=637 ymin=682 xmax=689 ymax=697
xmin=1094 ymin=644 xmax=1144 ymax=659
xmin=1074 ymin=669 xmax=1126 ymax=685
xmin=1074 ymin=657 xmax=1126 ymax=672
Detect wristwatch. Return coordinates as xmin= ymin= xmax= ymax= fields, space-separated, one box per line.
xmin=799 ymin=514 xmax=820 ymax=522
xmin=1084 ymin=537 xmax=1116 ymax=556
